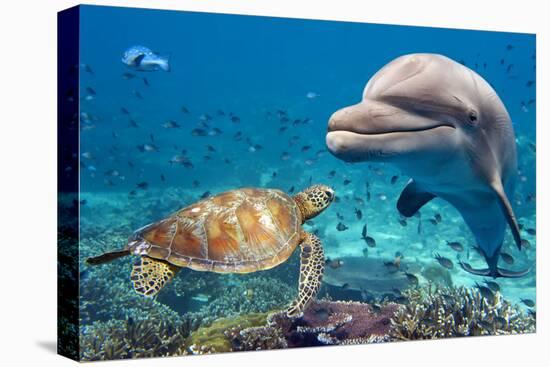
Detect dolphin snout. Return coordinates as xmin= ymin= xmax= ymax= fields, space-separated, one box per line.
xmin=328 ymin=106 xmax=355 ymax=132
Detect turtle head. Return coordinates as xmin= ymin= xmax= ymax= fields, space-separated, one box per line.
xmin=294 ymin=185 xmax=335 ymax=221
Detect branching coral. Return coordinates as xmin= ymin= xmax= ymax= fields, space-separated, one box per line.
xmin=389 ymin=285 xmax=536 ymax=340
xmin=80 ymin=314 xmax=201 ymax=360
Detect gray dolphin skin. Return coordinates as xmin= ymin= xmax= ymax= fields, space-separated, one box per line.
xmin=326 ymin=53 xmax=529 ymax=278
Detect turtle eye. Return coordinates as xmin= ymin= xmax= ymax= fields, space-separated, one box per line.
xmin=324 ymin=190 xmax=334 ymax=200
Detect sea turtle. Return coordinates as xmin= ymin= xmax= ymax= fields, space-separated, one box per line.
xmin=87 ymin=185 xmax=335 ymax=317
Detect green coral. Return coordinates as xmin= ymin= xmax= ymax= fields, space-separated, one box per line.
xmin=184 ymin=312 xmax=273 ymax=354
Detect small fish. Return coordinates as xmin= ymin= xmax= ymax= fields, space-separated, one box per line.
xmin=209 ymin=128 xmax=223 ymax=136
xmin=354 ymin=208 xmax=363 ymax=220
xmin=306 ymin=91 xmax=320 ymax=99
xmin=200 ymin=191 xmax=211 ymax=199
xmin=434 ymin=213 xmax=442 ymax=223
xmin=446 ymin=241 xmax=464 ymax=252
xmin=403 ymin=272 xmax=419 ymax=286
xmin=81 ymin=151 xmax=94 ymax=160
xmin=390 ymin=175 xmax=398 ymax=185
xmin=336 ymin=222 xmax=348 ymax=231
xmin=526 ymin=80 xmax=535 ymax=87
xmin=520 ymin=239 xmax=531 ymax=249
xmin=181 ymin=106 xmax=190 ymax=114
xmin=120 ymin=107 xmax=130 ymax=115
xmin=326 ymin=258 xmax=344 ymax=269
xmin=191 ymin=128 xmax=208 ymax=137
xmin=79 ymin=199 xmax=88 ymax=206
xmin=230 ymin=115 xmax=240 ymax=123
xmin=301 ymin=145 xmax=312 ymax=152
xmin=104 ymin=169 xmax=120 ymax=177
xmin=328 ymin=170 xmax=336 ymax=178
xmin=143 ymin=77 xmax=150 ymax=86
xmin=162 ymin=120 xmax=181 ymax=129
xmin=484 ymin=280 xmax=500 ymax=293
xmin=137 ymin=143 xmax=159 ymax=152
xmin=121 ymin=45 xmax=170 ymax=72
xmin=160 ymin=174 xmax=166 ymax=182
xmin=82 ymin=64 xmax=94 ymax=75
xmin=168 ymin=154 xmax=189 ymax=164
xmin=428 ymin=218 xmax=438 ymax=225
xmin=475 ymin=282 xmax=495 ymax=299
xmin=434 ymin=253 xmax=454 ymax=269
xmin=122 ymin=72 xmax=136 ymax=79
xmin=85 ymin=86 xmax=96 ymax=96
xmin=383 ymin=261 xmax=400 ymax=273
xmin=136 ymin=182 xmax=148 ymax=190
xmin=132 ymin=90 xmax=143 ymax=99
xmin=500 ymin=252 xmax=514 ymax=265
xmin=280 ymin=152 xmax=291 ymax=161
xmin=417 ymin=218 xmax=422 ymax=234
xmin=341 ymin=283 xmax=350 ymax=290
xmin=336 ymin=213 xmax=344 ymax=221
xmin=506 ymin=44 xmax=514 ymax=51
xmin=128 ymin=119 xmax=139 ymax=128
xmin=343 ymin=179 xmax=351 ymax=186
xmin=520 ymin=298 xmax=535 ymax=308
xmin=288 ymin=186 xmax=295 ymax=194
xmin=398 ymin=218 xmax=407 ymax=227
xmin=526 ymin=228 xmax=536 ymax=235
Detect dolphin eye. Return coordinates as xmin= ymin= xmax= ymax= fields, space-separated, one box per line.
xmin=468 ymin=110 xmax=478 ymax=123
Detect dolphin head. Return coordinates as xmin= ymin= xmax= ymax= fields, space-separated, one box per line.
xmin=327 ymin=54 xmax=528 ymax=278
xmin=328 ymin=54 xmax=514 ymax=180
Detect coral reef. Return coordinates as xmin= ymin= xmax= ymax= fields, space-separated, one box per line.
xmin=184 ymin=299 xmax=398 ymax=354
xmin=80 ymin=314 xmax=201 ymax=360
xmin=389 ymin=285 xmax=536 ymax=340
xmin=183 ymin=312 xmax=273 ymax=354
xmin=195 ymin=276 xmax=295 ymax=323
xmin=262 ymin=300 xmax=398 ymax=347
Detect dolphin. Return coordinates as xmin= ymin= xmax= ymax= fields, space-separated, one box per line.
xmin=326 ymin=53 xmax=529 ymax=278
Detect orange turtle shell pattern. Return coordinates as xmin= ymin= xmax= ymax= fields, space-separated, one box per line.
xmin=129 ymin=188 xmax=303 ymax=273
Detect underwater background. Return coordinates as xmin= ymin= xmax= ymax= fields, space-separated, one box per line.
xmin=67 ymin=5 xmax=536 ymax=360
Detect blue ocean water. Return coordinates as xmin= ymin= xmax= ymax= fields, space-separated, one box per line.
xmin=76 ymin=5 xmax=536 ymax=357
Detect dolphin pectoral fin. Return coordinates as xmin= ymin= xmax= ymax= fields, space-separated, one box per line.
xmin=397 ymin=180 xmax=436 ymax=217
xmin=496 ymin=266 xmax=531 ymax=278
xmin=490 ymin=180 xmax=522 ymax=251
xmin=459 ymin=261 xmax=492 ymax=276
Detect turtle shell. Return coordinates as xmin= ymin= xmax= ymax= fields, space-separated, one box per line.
xmin=129 ymin=188 xmax=302 ymax=273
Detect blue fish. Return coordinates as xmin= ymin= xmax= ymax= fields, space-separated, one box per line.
xmin=121 ymin=45 xmax=170 ymax=72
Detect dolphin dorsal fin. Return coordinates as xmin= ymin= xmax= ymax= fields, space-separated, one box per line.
xmin=397 ymin=180 xmax=436 ymax=217
xmin=491 ymin=179 xmax=522 ymax=251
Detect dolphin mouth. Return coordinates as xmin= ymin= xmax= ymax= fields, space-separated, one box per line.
xmin=326 ymin=125 xmax=456 ymax=162
xmin=327 ymin=121 xmax=456 ymax=136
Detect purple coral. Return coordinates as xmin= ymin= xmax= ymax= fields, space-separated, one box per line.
xmin=242 ymin=300 xmax=399 ymax=348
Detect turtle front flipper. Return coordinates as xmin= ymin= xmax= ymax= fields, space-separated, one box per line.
xmin=287 ymin=231 xmax=325 ymax=318
xmin=130 ymin=256 xmax=180 ymax=297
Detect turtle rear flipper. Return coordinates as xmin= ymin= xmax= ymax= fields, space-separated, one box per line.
xmin=287 ymin=231 xmax=325 ymax=318
xmin=86 ymin=249 xmax=130 ymax=265
xmin=131 ymin=256 xmax=180 ymax=297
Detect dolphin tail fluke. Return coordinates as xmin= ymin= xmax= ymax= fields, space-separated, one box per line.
xmin=459 ymin=261 xmax=530 ymax=278
xmin=458 ymin=261 xmax=492 ymax=276
xmin=496 ymin=267 xmax=531 ymax=278
xmin=490 ymin=179 xmax=522 ymax=251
